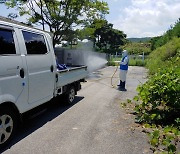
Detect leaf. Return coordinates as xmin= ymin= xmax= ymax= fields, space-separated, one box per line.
xmin=133 ymin=96 xmax=139 ymax=101
xmin=150 ymin=114 xmax=157 ymax=120
xmin=164 ymin=126 xmax=172 ymax=133
xmin=151 ymin=124 xmax=156 ymax=129
xmin=135 ymin=116 xmax=143 ymax=123
xmin=172 ymin=128 xmax=179 ymax=135
xmin=150 ymin=138 xmax=159 ymax=147
xmin=153 ymin=130 xmax=160 ymax=139
xmin=175 ymin=118 xmax=180 ymax=124
xmin=162 ymin=138 xmax=171 ymax=146
xmin=134 ymin=105 xmax=140 ymax=113
xmin=127 ymin=99 xmax=132 ymax=103
xmin=167 ymin=144 xmax=176 ymax=153
xmin=144 ymin=123 xmax=151 ymax=128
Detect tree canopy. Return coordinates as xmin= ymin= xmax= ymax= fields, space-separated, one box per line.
xmin=6 ymin=0 xmax=109 ymax=46
xmin=93 ymin=21 xmax=127 ymax=53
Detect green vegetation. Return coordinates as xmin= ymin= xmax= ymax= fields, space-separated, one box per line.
xmin=133 ymin=20 xmax=180 ymax=153
xmin=5 ymin=0 xmax=109 ymax=46
xmin=108 ymin=37 xmax=151 ymax=67
xmin=146 ymin=37 xmax=180 ymax=75
xmin=128 ymin=37 xmax=152 ymax=43
xmin=146 ymin=124 xmax=179 ymax=153
xmin=5 ymin=1 xmax=128 ymax=51
xmin=110 ymin=57 xmax=121 ymax=61
xmin=134 ymin=68 xmax=180 ymax=125
xmin=107 ymin=59 xmax=145 ymax=67
xmin=93 ymin=21 xmax=127 ymax=54
xmin=134 ymin=67 xmax=180 ymax=153
xmin=123 ymin=42 xmax=151 ymax=55
xmin=129 ymin=58 xmax=146 ymax=66
xmin=107 ymin=61 xmax=118 ymax=66
xmin=108 ymin=56 xmax=146 ymax=67
xmin=151 ymin=19 xmax=180 ymax=50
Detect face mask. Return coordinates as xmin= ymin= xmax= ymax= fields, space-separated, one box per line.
xmin=122 ymin=50 xmax=127 ymax=57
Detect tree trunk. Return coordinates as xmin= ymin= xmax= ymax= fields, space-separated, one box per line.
xmin=40 ymin=0 xmax=45 ymax=30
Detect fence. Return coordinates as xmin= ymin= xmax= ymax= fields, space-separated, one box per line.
xmin=109 ymin=52 xmax=147 ymax=66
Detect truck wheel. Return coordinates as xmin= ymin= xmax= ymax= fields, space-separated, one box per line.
xmin=0 ymin=108 xmax=18 ymax=148
xmin=66 ymin=86 xmax=75 ymax=104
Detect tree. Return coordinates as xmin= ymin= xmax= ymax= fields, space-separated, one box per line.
xmin=63 ymin=28 xmax=78 ymax=48
xmin=94 ymin=21 xmax=127 ymax=53
xmin=6 ymin=0 xmax=109 ymax=46
xmin=77 ymin=19 xmax=107 ymax=47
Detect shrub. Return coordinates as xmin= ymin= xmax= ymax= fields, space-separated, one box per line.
xmin=132 ymin=21 xmax=180 ymax=153
xmin=134 ymin=67 xmax=180 ymax=124
xmin=133 ymin=67 xmax=180 ymax=153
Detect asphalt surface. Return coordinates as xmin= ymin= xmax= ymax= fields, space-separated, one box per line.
xmin=1 ymin=66 xmax=152 ymax=154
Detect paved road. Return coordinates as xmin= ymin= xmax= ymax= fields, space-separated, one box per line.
xmin=2 ymin=66 xmax=152 ymax=154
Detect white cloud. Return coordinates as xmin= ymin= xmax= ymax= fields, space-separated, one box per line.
xmin=111 ymin=0 xmax=118 ymax=1
xmin=111 ymin=0 xmax=180 ymax=37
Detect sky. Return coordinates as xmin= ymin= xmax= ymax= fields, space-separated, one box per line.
xmin=104 ymin=0 xmax=180 ymax=38
xmin=0 ymin=0 xmax=180 ymax=38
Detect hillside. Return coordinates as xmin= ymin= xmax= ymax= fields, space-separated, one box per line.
xmin=147 ymin=19 xmax=180 ymax=74
xmin=123 ymin=42 xmax=151 ymax=55
xmin=134 ymin=20 xmax=180 ymax=154
xmin=150 ymin=19 xmax=180 ymax=50
xmin=127 ymin=37 xmax=151 ymax=43
xmin=146 ymin=37 xmax=180 ymax=74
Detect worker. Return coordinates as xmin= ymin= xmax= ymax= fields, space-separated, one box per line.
xmin=118 ymin=50 xmax=129 ymax=91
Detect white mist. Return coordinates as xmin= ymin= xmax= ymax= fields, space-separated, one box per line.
xmin=56 ymin=40 xmax=108 ymax=72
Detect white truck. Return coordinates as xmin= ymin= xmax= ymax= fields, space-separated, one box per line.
xmin=0 ymin=18 xmax=88 ymax=148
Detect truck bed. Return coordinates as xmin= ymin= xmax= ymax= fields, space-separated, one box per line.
xmin=57 ymin=66 xmax=88 ymax=87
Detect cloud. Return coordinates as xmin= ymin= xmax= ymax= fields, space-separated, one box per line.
xmin=111 ymin=0 xmax=180 ymax=37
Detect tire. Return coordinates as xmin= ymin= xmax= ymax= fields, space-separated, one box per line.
xmin=0 ymin=107 xmax=18 ymax=148
xmin=65 ymin=86 xmax=76 ymax=104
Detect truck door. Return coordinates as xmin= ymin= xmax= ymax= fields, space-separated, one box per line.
xmin=22 ymin=30 xmax=55 ymax=104
xmin=0 ymin=27 xmax=28 ymax=106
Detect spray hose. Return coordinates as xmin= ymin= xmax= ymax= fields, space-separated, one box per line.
xmin=87 ymin=64 xmax=120 ymax=89
xmin=111 ymin=64 xmax=119 ymax=88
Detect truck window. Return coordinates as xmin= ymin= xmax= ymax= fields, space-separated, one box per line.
xmin=0 ymin=28 xmax=16 ymax=55
xmin=22 ymin=31 xmax=48 ymax=55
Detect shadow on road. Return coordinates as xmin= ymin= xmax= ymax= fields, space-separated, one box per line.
xmin=0 ymin=96 xmax=84 ymax=153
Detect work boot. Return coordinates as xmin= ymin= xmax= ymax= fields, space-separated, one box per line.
xmin=117 ymin=80 xmax=123 ymax=87
xmin=119 ymin=81 xmax=127 ymax=91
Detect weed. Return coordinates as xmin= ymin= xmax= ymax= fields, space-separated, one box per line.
xmin=133 ymin=67 xmax=180 ymax=153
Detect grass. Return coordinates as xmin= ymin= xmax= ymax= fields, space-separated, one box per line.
xmin=146 ymin=37 xmax=180 ymax=75
xmin=129 ymin=58 xmax=146 ymax=66
xmin=107 ymin=61 xmax=118 ymax=66
xmin=108 ymin=58 xmax=146 ymax=66
xmin=110 ymin=57 xmax=121 ymax=61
